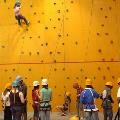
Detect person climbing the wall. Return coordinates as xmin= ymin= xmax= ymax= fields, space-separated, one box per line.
xmin=14 ymin=1 xmax=29 ymax=26
xmin=40 ymin=79 xmax=52 ymax=120
xmin=80 ymin=78 xmax=99 ymax=120
xmin=16 ymin=75 xmax=27 ymax=120
xmin=73 ymin=82 xmax=84 ymax=120
xmin=1 ymin=83 xmax=12 ymax=120
xmin=56 ymin=91 xmax=71 ymax=116
xmin=32 ymin=81 xmax=41 ymax=120
xmin=10 ymin=80 xmax=25 ymax=120
xmin=101 ymin=81 xmax=114 ymax=120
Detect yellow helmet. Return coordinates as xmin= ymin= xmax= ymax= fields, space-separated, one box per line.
xmin=5 ymin=83 xmax=12 ymax=90
xmin=66 ymin=92 xmax=71 ymax=97
xmin=85 ymin=78 xmax=92 ymax=85
xmin=70 ymin=116 xmax=79 ymax=120
xmin=105 ymin=81 xmax=113 ymax=87
xmin=117 ymin=78 xmax=120 ymax=84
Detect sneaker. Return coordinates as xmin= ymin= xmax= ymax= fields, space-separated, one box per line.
xmin=61 ymin=113 xmax=66 ymax=116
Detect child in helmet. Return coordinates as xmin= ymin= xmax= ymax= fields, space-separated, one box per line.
xmin=56 ymin=91 xmax=71 ymax=116
xmin=1 ymin=83 xmax=12 ymax=120
xmin=32 ymin=81 xmax=41 ymax=120
xmin=101 ymin=81 xmax=114 ymax=120
xmin=80 ymin=79 xmax=99 ymax=120
xmin=14 ymin=1 xmax=29 ymax=26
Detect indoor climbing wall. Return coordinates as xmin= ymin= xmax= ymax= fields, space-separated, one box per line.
xmin=0 ymin=0 xmax=120 ymax=112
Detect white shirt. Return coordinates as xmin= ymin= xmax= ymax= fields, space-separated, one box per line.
xmin=1 ymin=91 xmax=10 ymax=106
xmin=14 ymin=6 xmax=21 ymax=16
xmin=102 ymin=90 xmax=107 ymax=99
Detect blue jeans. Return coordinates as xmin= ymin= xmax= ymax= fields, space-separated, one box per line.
xmin=11 ymin=106 xmax=22 ymax=120
xmin=40 ymin=111 xmax=50 ymax=120
xmin=103 ymin=108 xmax=113 ymax=120
xmin=85 ymin=111 xmax=99 ymax=120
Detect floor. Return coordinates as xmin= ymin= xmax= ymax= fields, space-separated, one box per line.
xmin=0 ymin=112 xmax=117 ymax=120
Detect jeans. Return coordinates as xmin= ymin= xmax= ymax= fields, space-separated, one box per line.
xmin=40 ymin=111 xmax=50 ymax=120
xmin=103 ymin=108 xmax=113 ymax=120
xmin=15 ymin=15 xmax=28 ymax=25
xmin=84 ymin=111 xmax=99 ymax=120
xmin=11 ymin=106 xmax=22 ymax=120
xmin=76 ymin=101 xmax=84 ymax=118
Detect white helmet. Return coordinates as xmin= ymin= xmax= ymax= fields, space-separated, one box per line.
xmin=42 ymin=79 xmax=48 ymax=85
xmin=33 ymin=81 xmax=39 ymax=87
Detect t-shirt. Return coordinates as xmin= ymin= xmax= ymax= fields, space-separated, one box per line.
xmin=14 ymin=6 xmax=20 ymax=16
xmin=1 ymin=91 xmax=10 ymax=106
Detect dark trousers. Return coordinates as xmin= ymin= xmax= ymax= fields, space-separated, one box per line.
xmin=11 ymin=106 xmax=22 ymax=120
xmin=4 ymin=106 xmax=12 ymax=120
xmin=103 ymin=108 xmax=113 ymax=120
xmin=15 ymin=15 xmax=28 ymax=25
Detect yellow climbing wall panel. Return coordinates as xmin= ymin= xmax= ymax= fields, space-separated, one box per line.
xmin=0 ymin=0 xmax=120 ymax=112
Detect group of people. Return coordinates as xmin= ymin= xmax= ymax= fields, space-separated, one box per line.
xmin=1 ymin=76 xmax=120 ymax=120
xmin=70 ymin=78 xmax=120 ymax=120
xmin=1 ymin=75 xmax=52 ymax=120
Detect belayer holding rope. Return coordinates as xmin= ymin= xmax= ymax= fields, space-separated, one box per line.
xmin=14 ymin=1 xmax=29 ymax=26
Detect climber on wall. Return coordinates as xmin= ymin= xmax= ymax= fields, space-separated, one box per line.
xmin=14 ymin=1 xmax=29 ymax=26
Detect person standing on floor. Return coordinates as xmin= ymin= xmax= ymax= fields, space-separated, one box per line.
xmin=73 ymin=82 xmax=84 ymax=120
xmin=1 ymin=83 xmax=12 ymax=120
xmin=80 ymin=78 xmax=99 ymax=120
xmin=10 ymin=80 xmax=25 ymax=120
xmin=16 ymin=75 xmax=27 ymax=120
xmin=32 ymin=81 xmax=41 ymax=120
xmin=101 ymin=81 xmax=114 ymax=120
xmin=40 ymin=79 xmax=52 ymax=120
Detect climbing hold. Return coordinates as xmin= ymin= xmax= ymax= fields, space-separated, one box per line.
xmin=66 ymin=9 xmax=69 ymax=12
xmin=98 ymin=67 xmax=101 ymax=71
xmin=58 ymin=18 xmax=60 ymax=21
xmin=58 ymin=34 xmax=61 ymax=37
xmin=30 ymin=5 xmax=33 ymax=8
xmin=98 ymin=49 xmax=102 ymax=53
xmin=53 ymin=3 xmax=56 ymax=5
xmin=110 ymin=40 xmax=114 ymax=44
xmin=45 ymin=27 xmax=48 ymax=30
xmin=57 ymin=10 xmax=60 ymax=13
xmin=33 ymin=12 xmax=36 ymax=15
xmin=28 ymin=68 xmax=31 ymax=71
xmin=12 ymin=69 xmax=16 ymax=71
xmin=49 ymin=51 xmax=53 ymax=55
xmin=38 ymin=20 xmax=40 ymax=23
xmin=45 ymin=43 xmax=48 ymax=46
xmin=38 ymin=36 xmax=40 ymax=38
xmin=37 ymin=52 xmax=39 ymax=55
